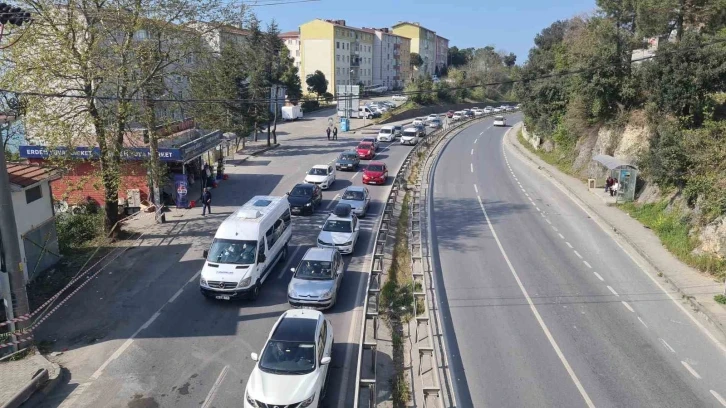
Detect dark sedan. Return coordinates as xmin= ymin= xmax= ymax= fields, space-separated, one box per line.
xmin=336 ymin=150 xmax=360 ymax=171
xmin=287 ymin=183 xmax=322 ymax=215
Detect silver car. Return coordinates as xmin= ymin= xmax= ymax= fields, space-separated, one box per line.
xmin=287 ymin=248 xmax=345 ymax=310
xmin=339 ymin=186 xmax=370 ymax=217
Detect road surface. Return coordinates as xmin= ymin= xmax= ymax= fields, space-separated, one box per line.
xmin=430 ymin=114 xmax=726 ymax=408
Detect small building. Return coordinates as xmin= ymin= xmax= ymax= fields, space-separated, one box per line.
xmin=7 ymin=163 xmax=61 ymax=282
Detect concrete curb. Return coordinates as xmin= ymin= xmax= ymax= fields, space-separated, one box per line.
xmin=1 ymin=356 xmax=61 ymax=408
xmin=505 ymin=123 xmax=726 ymax=341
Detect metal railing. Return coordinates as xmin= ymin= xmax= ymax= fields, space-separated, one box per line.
xmin=353 ymin=109 xmax=508 ymax=407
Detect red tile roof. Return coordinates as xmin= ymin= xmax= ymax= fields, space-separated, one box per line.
xmin=6 ymin=163 xmax=57 ymax=188
xmin=279 ymin=31 xmax=299 ymax=38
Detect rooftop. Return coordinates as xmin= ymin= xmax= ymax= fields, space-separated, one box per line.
xmin=279 ymin=30 xmax=299 ymax=38
xmin=6 ymin=163 xmax=57 ymax=188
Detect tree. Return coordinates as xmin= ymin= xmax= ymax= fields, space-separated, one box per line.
xmin=281 ymin=64 xmax=303 ymax=104
xmin=503 ymin=53 xmax=517 ymax=67
xmin=306 ymin=70 xmax=328 ymax=100
xmin=448 ymin=46 xmax=469 ymax=67
xmin=1 ymin=0 xmax=242 ymax=231
xmin=410 ymin=52 xmax=424 ymax=69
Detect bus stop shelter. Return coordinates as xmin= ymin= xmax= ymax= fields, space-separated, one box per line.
xmin=589 ymin=154 xmax=639 ymax=203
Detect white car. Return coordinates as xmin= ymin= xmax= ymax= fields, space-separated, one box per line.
xmin=493 ymin=115 xmax=506 ymax=127
xmin=317 ymin=204 xmax=360 ymax=255
xmin=426 ymin=114 xmax=438 ymax=123
xmin=304 ymin=165 xmax=336 ymax=190
xmin=245 ymin=309 xmax=333 ymax=408
xmin=377 ymin=126 xmax=395 ymax=142
xmin=392 ymin=94 xmax=408 ymax=101
xmin=483 ymin=107 xmax=493 ymax=114
xmin=412 ymin=117 xmax=425 ymax=126
xmin=452 ymin=112 xmax=463 ymax=121
xmin=493 ymin=107 xmax=503 ymax=113
xmin=473 ymin=108 xmax=484 ymax=116
xmin=400 ymin=128 xmax=418 ymax=145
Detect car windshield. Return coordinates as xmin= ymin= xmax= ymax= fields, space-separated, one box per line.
xmin=309 ymin=168 xmax=328 ymax=176
xmin=290 ymin=186 xmax=312 ymax=197
xmin=495 ymin=116 xmax=504 ymax=120
xmin=259 ymin=340 xmax=316 ymax=375
xmin=342 ymin=190 xmax=365 ymax=201
xmin=340 ymin=154 xmax=357 ymax=161
xmin=323 ymin=219 xmax=352 ymax=233
xmin=367 ymin=165 xmax=384 ymax=172
xmin=403 ymin=131 xmax=416 ymax=136
xmin=380 ymin=129 xmax=392 ymax=134
xmin=295 ymin=260 xmax=334 ymax=280
xmin=207 ymin=239 xmax=257 ymax=265
xmin=358 ymin=144 xmax=372 ymax=149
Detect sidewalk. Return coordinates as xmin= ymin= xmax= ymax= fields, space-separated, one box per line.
xmin=0 ymin=351 xmax=61 ymax=408
xmin=506 ymin=124 xmax=726 ymax=343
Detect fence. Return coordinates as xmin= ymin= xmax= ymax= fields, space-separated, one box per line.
xmin=22 ymin=217 xmax=62 ymax=281
xmin=354 ymin=109 xmax=511 ymax=407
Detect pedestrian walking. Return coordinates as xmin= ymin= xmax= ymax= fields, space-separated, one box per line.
xmin=202 ymin=187 xmax=212 ymax=215
xmin=326 ymin=127 xmax=331 ymax=140
xmin=333 ymin=126 xmax=338 ymax=140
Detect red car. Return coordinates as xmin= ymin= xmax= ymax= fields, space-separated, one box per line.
xmin=363 ymin=161 xmax=388 ymax=185
xmin=357 ymin=142 xmax=375 ymax=160
xmin=446 ymin=110 xmax=455 ymax=118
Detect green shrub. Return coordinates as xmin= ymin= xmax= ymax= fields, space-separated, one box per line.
xmin=56 ymin=212 xmax=104 ymax=253
xmin=715 ymin=294 xmax=726 ymax=305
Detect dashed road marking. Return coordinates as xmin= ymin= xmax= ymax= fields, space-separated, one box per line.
xmin=470 ymin=163 xmax=474 ymax=173
xmin=593 ymin=272 xmax=604 ymax=281
xmin=607 ymin=286 xmax=619 ymax=296
xmin=168 ymin=287 xmax=185 ymax=303
xmin=583 ymin=261 xmax=592 ymax=269
xmin=201 ymin=365 xmax=230 ymax=408
xmin=566 ymin=242 xmax=573 ymax=249
xmin=471 ymin=149 xmax=474 ymax=155
xmin=535 ymin=206 xmax=541 ymax=212
xmin=475 ymin=138 xmax=479 ymax=143
xmin=573 ymin=250 xmax=583 ymax=259
xmin=681 ymin=361 xmax=701 ymax=379
xmin=621 ymin=301 xmax=634 ymax=313
xmin=659 ymin=338 xmax=675 ymax=353
xmin=545 ymin=219 xmax=552 ymax=225
xmin=558 ymin=233 xmax=565 ymax=240
xmin=278 ymin=246 xmax=303 ymax=279
xmin=638 ymin=317 xmax=648 ymax=328
xmin=474 ymin=192 xmax=596 ymax=408
xmin=474 ymin=184 xmax=478 ymax=193
xmin=711 ymin=390 xmax=726 ymax=407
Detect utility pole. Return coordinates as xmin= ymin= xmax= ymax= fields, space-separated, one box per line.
xmin=0 ymin=114 xmax=29 ymax=352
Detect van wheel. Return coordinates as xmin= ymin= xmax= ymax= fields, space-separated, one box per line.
xmin=249 ymin=282 xmax=261 ymax=300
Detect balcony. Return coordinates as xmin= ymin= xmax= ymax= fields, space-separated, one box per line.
xmin=351 ymin=57 xmax=361 ymax=67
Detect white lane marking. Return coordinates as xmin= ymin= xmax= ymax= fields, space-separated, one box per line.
xmin=593 ymin=272 xmax=605 ymax=282
xmin=202 ymin=365 xmax=229 ymax=408
xmin=545 ymin=219 xmax=552 ymax=225
xmin=535 ymin=206 xmax=541 ymax=212
xmin=622 ymin=301 xmax=635 ymax=313
xmin=659 ymin=338 xmax=675 ymax=353
xmin=681 ymin=361 xmax=702 ymax=379
xmin=480 ymin=131 xmax=484 ymax=135
xmin=474 ymin=184 xmax=478 ymax=194
xmin=278 ymin=246 xmax=304 ymax=279
xmin=566 ymin=242 xmax=573 ymax=249
xmin=475 ymin=194 xmax=595 ymax=407
xmin=470 ymin=163 xmax=474 ymax=173
xmin=471 ymin=149 xmax=474 ymax=155
xmin=475 ymin=138 xmax=478 ymax=143
xmin=168 ymin=287 xmax=185 ymax=303
xmin=638 ymin=317 xmax=648 ymax=328
xmin=583 ymin=261 xmax=592 ymax=269
xmin=711 ymin=390 xmax=726 ymax=407
xmin=573 ymin=250 xmax=583 ymax=259
xmin=506 ymin=136 xmax=726 ymax=355
xmin=607 ymin=286 xmax=619 ymax=297
xmin=525 ymin=193 xmax=530 ymax=197
xmin=325 ymin=194 xmax=341 ymax=210
xmin=521 ymin=187 xmax=526 ymax=192
xmin=189 ymin=269 xmax=202 ymax=283
xmin=558 ymin=233 xmax=565 ymax=240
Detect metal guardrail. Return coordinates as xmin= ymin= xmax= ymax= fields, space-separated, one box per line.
xmin=353 ymin=109 xmax=508 ymax=407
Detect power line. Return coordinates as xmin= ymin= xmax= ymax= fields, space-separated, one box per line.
xmin=245 ymin=0 xmax=320 ymax=6
xmin=0 ymin=36 xmax=723 ymax=106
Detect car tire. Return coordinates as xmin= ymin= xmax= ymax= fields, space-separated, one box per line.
xmin=249 ymin=281 xmax=261 ymax=300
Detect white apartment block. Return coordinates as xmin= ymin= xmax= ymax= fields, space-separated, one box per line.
xmin=280 ymin=31 xmax=301 ymax=70
xmin=363 ymin=27 xmax=410 ymax=90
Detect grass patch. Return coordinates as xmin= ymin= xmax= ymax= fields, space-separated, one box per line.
xmin=380 ymin=193 xmax=414 ymax=323
xmin=715 ymin=294 xmax=726 ymax=305
xmin=619 ymin=201 xmax=726 ymax=280
xmin=517 ymin=129 xmax=577 ymax=177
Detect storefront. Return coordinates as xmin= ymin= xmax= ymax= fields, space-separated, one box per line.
xmin=18 ymin=127 xmax=227 ymax=212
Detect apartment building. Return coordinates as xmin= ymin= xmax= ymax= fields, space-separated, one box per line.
xmin=391 ymin=21 xmax=438 ymax=77
xmin=279 ymin=30 xmax=301 ymax=70
xmin=435 ymin=35 xmax=449 ymax=75
xmin=299 ymin=19 xmax=375 ymax=91
xmin=363 ymin=27 xmax=412 ymax=90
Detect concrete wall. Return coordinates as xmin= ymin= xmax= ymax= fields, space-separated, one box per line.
xmin=11 ymin=181 xmax=55 ymax=281
xmin=303 ymin=39 xmax=333 ymax=86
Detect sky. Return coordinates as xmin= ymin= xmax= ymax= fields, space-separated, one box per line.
xmin=247 ymin=0 xmax=598 ymax=64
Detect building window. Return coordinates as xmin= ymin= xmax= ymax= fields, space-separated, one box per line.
xmin=25 ymin=185 xmax=42 ymax=204
xmin=336 ymin=41 xmax=340 ymax=49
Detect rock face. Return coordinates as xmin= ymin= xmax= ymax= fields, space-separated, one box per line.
xmin=697 ymin=216 xmax=726 ymax=259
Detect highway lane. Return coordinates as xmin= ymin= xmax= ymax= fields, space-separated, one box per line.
xmin=430 ymin=115 xmax=726 ymax=408
xmin=41 ymin=114 xmax=436 ymax=408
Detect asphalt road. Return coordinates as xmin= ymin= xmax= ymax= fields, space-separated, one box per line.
xmin=430 ymin=115 xmax=726 ymax=408
xmin=36 ymin=109 xmax=438 ymax=408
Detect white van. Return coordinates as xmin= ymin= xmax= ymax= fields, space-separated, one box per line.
xmin=493 ymin=115 xmax=506 ymax=127
xmin=200 ymin=196 xmax=292 ymax=300
xmin=377 ymin=125 xmax=395 ymax=142
xmin=358 ymin=106 xmax=377 ymax=119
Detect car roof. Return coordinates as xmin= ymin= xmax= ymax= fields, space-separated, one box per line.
xmin=271 ymin=313 xmax=320 ymax=342
xmin=495 ymin=115 xmax=504 ymax=119
xmin=340 ymin=150 xmax=358 ymax=155
xmin=302 ymin=247 xmax=336 ymax=262
xmin=380 ymin=125 xmax=394 ymax=130
xmin=311 ymin=164 xmax=329 ymax=170
xmin=293 ymin=183 xmax=314 ymax=190
xmin=358 ymin=141 xmax=373 ymax=145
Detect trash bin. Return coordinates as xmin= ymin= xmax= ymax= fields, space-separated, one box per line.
xmin=340 ymin=118 xmax=350 ymax=132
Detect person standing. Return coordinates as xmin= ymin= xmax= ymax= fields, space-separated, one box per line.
xmin=326 ymin=127 xmax=331 ymax=140
xmin=333 ymin=126 xmax=338 ymax=140
xmin=202 ymin=187 xmax=212 ymax=215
